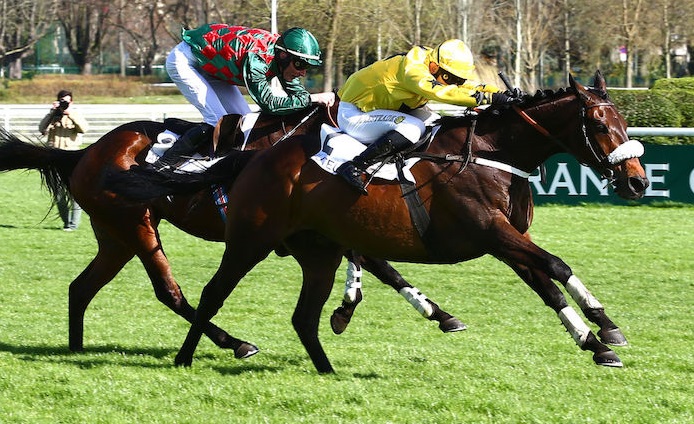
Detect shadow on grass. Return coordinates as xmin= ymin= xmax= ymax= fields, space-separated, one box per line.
xmin=0 ymin=342 xmax=389 ymax=377
xmin=0 ymin=341 xmax=294 ymax=374
xmin=0 ymin=341 xmax=175 ymax=369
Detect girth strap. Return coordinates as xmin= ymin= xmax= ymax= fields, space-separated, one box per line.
xmin=396 ymin=155 xmax=430 ymax=238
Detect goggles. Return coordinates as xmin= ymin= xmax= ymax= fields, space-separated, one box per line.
xmin=292 ymin=58 xmax=311 ymax=70
xmin=435 ymin=69 xmax=467 ymax=86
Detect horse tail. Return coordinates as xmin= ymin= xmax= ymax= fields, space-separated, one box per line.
xmin=106 ymin=149 xmax=258 ymax=201
xmin=0 ymin=128 xmax=83 ymax=201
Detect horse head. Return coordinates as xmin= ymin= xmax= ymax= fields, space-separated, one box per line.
xmin=568 ymin=70 xmax=649 ymax=199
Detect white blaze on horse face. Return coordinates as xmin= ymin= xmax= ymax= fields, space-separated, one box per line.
xmin=343 ymin=261 xmax=363 ymax=303
xmin=558 ymin=306 xmax=591 ymax=347
xmin=399 ymin=287 xmax=434 ymax=318
xmin=566 ymin=275 xmax=604 ymax=310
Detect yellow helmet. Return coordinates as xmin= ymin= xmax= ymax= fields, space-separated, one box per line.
xmin=429 ymin=39 xmax=475 ymax=81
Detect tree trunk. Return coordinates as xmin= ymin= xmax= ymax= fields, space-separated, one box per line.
xmin=564 ymin=0 xmax=571 ymax=82
xmin=663 ymin=2 xmax=671 ymax=79
xmin=323 ymin=0 xmax=342 ymax=92
xmin=514 ymin=0 xmax=522 ymax=87
xmin=9 ymin=57 xmax=22 ymax=79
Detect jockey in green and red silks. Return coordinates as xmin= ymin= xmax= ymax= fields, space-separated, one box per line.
xmin=154 ymin=24 xmax=335 ymax=171
xmin=167 ymin=23 xmax=335 ymax=125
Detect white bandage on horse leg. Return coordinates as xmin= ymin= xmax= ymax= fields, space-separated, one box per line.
xmin=566 ymin=275 xmax=603 ymax=310
xmin=399 ymin=287 xmax=434 ymax=318
xmin=558 ymin=306 xmax=591 ymax=347
xmin=343 ymin=261 xmax=363 ymax=303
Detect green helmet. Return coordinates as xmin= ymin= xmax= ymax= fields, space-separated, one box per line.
xmin=276 ymin=27 xmax=322 ymax=66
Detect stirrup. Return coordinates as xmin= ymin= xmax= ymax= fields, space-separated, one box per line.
xmin=337 ymin=162 xmax=368 ymax=195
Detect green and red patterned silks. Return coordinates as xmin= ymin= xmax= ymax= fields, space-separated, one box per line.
xmin=182 ymin=24 xmax=279 ymax=84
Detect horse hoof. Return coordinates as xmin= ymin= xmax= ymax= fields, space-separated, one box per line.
xmin=598 ymin=328 xmax=628 ymax=346
xmin=593 ymin=351 xmax=623 ymax=367
xmin=439 ymin=317 xmax=467 ymax=333
xmin=330 ymin=309 xmax=351 ymax=335
xmin=234 ymin=342 xmax=259 ymax=359
xmin=174 ymin=354 xmax=193 ymax=367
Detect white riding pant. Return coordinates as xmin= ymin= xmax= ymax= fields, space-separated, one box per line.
xmin=337 ymin=102 xmax=438 ymax=144
xmin=166 ymin=42 xmax=252 ymax=126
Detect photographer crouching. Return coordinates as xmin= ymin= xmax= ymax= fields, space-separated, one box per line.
xmin=38 ymin=89 xmax=89 ymax=231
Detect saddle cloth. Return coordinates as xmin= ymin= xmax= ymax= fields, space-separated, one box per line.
xmin=148 ymin=122 xmax=424 ymax=183
xmin=310 ymin=124 xmax=420 ymax=184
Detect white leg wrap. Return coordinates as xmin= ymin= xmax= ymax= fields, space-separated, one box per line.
xmin=343 ymin=261 xmax=362 ymax=303
xmin=399 ymin=287 xmax=434 ymax=318
xmin=558 ymin=306 xmax=591 ymax=347
xmin=566 ymin=275 xmax=603 ymax=310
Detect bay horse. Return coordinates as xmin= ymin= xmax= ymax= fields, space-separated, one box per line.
xmin=0 ymin=104 xmax=463 ymax=355
xmin=108 ymin=70 xmax=649 ymax=372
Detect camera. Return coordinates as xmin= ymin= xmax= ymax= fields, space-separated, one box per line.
xmin=58 ymin=99 xmax=70 ymax=111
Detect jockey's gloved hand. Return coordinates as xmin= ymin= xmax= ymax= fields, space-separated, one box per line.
xmin=508 ymin=87 xmax=524 ymax=99
xmin=491 ymin=92 xmax=519 ymax=105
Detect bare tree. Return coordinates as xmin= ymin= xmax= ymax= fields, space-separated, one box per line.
xmin=619 ymin=0 xmax=644 ymax=87
xmin=56 ymin=0 xmax=111 ymax=75
xmin=0 ymin=0 xmax=57 ymax=79
xmin=110 ymin=0 xmax=173 ymax=76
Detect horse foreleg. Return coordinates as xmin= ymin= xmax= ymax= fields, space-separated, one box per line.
xmin=563 ymin=275 xmax=627 ymax=346
xmin=358 ymin=255 xmax=466 ymax=333
xmin=68 ymin=246 xmax=133 ymax=351
xmin=510 ymin=261 xmax=626 ymax=346
xmin=492 ymin=223 xmax=622 ymax=367
xmin=505 ymin=260 xmax=623 ymax=367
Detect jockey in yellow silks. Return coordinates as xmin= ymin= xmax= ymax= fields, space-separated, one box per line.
xmin=336 ymin=39 xmax=520 ymax=194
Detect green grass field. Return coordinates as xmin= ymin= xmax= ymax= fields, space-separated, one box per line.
xmin=0 ymin=170 xmax=692 ymax=423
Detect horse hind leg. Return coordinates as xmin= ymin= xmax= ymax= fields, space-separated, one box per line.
xmin=138 ymin=241 xmax=249 ymax=351
xmin=330 ymin=259 xmax=363 ymax=334
xmin=174 ymin=245 xmax=266 ymax=367
xmin=332 ymin=254 xmax=465 ymax=334
xmin=69 ymin=246 xmax=134 ymax=351
xmin=291 ymin=241 xmax=344 ymax=374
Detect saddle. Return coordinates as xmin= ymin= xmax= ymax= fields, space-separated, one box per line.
xmin=160 ymin=115 xmax=249 ymax=157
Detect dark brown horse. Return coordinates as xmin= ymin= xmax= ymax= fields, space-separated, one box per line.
xmin=0 ymin=105 xmax=463 ymax=354
xmin=109 ymin=71 xmax=649 ymax=372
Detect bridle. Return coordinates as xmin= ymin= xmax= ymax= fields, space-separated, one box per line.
xmin=512 ymin=94 xmax=642 ymax=182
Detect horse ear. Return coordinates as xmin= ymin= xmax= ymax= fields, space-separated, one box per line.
xmin=569 ymin=73 xmax=592 ymax=102
xmin=592 ymin=70 xmax=607 ymax=94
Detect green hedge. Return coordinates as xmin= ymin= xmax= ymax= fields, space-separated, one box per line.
xmin=608 ymin=77 xmax=694 ymax=145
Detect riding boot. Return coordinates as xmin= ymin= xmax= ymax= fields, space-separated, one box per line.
xmin=336 ymin=130 xmax=412 ymax=194
xmin=151 ymin=123 xmax=214 ymax=171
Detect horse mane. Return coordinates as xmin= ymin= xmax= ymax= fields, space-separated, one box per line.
xmin=438 ymin=87 xmax=579 ymax=130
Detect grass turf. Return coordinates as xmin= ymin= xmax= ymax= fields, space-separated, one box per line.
xmin=0 ymin=170 xmax=692 ymax=423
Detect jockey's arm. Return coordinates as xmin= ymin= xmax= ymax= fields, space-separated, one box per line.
xmin=243 ymin=54 xmax=311 ymax=115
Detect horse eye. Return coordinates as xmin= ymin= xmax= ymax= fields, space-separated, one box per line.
xmin=594 ymin=123 xmax=609 ymax=133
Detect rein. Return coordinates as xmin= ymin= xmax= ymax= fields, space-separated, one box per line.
xmin=272 ymin=106 xmax=320 ymax=146
xmin=512 ymin=100 xmax=620 ymax=181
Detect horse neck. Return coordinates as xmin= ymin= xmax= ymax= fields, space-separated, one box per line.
xmin=483 ymin=94 xmax=584 ymax=173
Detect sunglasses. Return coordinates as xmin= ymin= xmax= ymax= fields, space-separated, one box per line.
xmin=292 ymin=59 xmax=310 ymax=70
xmin=436 ymin=70 xmax=467 ymax=86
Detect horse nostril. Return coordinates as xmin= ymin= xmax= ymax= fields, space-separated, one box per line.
xmin=629 ymin=176 xmax=649 ymax=193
